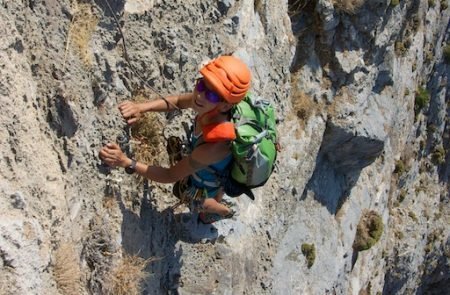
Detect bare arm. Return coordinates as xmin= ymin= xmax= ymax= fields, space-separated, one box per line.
xmin=119 ymin=93 xmax=194 ymax=124
xmin=136 ymin=92 xmax=193 ymax=112
xmin=99 ymin=141 xmax=230 ymax=183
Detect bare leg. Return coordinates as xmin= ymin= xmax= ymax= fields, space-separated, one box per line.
xmin=202 ymin=198 xmax=230 ymax=216
xmin=202 ymin=189 xmax=230 ymax=216
xmin=214 ymin=189 xmax=224 ymax=203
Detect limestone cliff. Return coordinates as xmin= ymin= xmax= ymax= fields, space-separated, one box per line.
xmin=0 ymin=0 xmax=448 ymax=294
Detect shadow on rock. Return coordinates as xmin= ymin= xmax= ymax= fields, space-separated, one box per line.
xmin=115 ymin=182 xmax=218 ymax=293
xmin=94 ymin=0 xmax=125 ymax=17
xmin=47 ymin=94 xmax=78 ymax=138
xmin=303 ymin=121 xmax=384 ymax=214
xmin=304 ymin=154 xmax=362 ymax=214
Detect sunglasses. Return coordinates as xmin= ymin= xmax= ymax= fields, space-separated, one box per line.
xmin=196 ymin=79 xmax=222 ymax=103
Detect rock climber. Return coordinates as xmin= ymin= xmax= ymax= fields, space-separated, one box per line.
xmin=99 ymin=55 xmax=251 ymax=223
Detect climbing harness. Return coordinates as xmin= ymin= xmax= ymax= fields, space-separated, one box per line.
xmin=171 ymin=177 xmax=204 ymax=210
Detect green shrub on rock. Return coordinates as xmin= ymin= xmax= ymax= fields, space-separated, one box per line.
xmin=353 ymin=210 xmax=384 ymax=251
xmin=398 ymin=189 xmax=407 ymax=203
xmin=394 ymin=160 xmax=406 ymax=175
xmin=431 ymin=146 xmax=446 ymax=165
xmin=408 ymin=211 xmax=418 ymax=222
xmin=415 ymin=87 xmax=430 ymax=115
xmin=395 ymin=41 xmax=407 ymax=56
xmin=443 ymin=44 xmax=450 ymax=64
xmin=301 ymin=243 xmax=316 ymax=268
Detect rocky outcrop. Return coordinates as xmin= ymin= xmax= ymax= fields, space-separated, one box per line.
xmin=0 ymin=0 xmax=448 ymax=294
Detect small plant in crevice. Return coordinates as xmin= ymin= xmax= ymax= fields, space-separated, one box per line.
xmin=443 ymin=43 xmax=450 ymax=64
xmin=398 ymin=189 xmax=407 ymax=203
xmin=291 ymin=88 xmax=317 ymax=128
xmin=428 ymin=0 xmax=436 ymax=7
xmin=415 ymin=183 xmax=426 ymax=194
xmin=419 ymin=140 xmax=427 ymax=153
xmin=427 ymin=123 xmax=437 ymax=133
xmin=408 ymin=211 xmax=418 ymax=222
xmin=441 ymin=0 xmax=448 ymax=11
xmin=395 ymin=41 xmax=407 ymax=56
xmin=425 ymin=49 xmax=434 ymax=63
xmin=395 ymin=230 xmax=404 ymax=240
xmin=359 ymin=282 xmax=372 ymax=295
xmin=431 ymin=146 xmax=446 ymax=165
xmin=433 ymin=212 xmax=442 ymax=220
xmin=301 ymin=243 xmax=316 ymax=268
xmin=424 ymin=229 xmax=443 ymax=254
xmin=434 ymin=203 xmax=444 ymax=220
xmin=414 ymin=87 xmax=430 ymax=116
xmin=394 ymin=159 xmax=406 ymax=175
xmin=419 ymin=160 xmax=433 ymax=174
xmin=424 ymin=243 xmax=433 ymax=254
xmin=353 ymin=210 xmax=384 ymax=251
xmin=332 ymin=0 xmax=365 ymax=14
xmin=410 ymin=15 xmax=421 ymax=32
xmin=404 ymin=37 xmax=412 ymax=47
xmin=391 ymin=0 xmax=400 ymax=6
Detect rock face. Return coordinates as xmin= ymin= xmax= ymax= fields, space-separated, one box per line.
xmin=0 ymin=0 xmax=449 ymax=294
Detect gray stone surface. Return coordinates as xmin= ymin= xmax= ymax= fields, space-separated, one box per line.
xmin=0 ymin=0 xmax=449 ymax=294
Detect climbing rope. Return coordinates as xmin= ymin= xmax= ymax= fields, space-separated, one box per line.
xmin=102 ymin=0 xmax=181 ymax=114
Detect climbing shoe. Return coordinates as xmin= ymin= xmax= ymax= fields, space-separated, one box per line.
xmin=198 ymin=209 xmax=235 ymax=224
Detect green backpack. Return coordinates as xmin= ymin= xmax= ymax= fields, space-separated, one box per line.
xmin=223 ymin=94 xmax=278 ymax=199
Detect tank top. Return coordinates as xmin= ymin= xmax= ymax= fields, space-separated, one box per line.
xmin=189 ymin=124 xmax=232 ymax=198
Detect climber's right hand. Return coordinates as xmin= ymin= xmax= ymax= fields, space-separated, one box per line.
xmin=119 ymin=100 xmax=142 ymax=124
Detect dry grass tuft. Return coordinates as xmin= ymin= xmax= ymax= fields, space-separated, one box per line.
xmin=53 ymin=243 xmax=82 ymax=295
xmin=66 ymin=1 xmax=99 ymax=67
xmin=333 ymin=0 xmax=365 ymax=14
xmin=130 ymin=91 xmax=166 ymax=167
xmin=292 ymin=91 xmax=315 ymax=123
xmin=290 ymin=73 xmax=319 ymax=128
xmin=105 ymin=255 xmax=154 ymax=295
xmin=326 ymin=86 xmax=356 ymax=119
